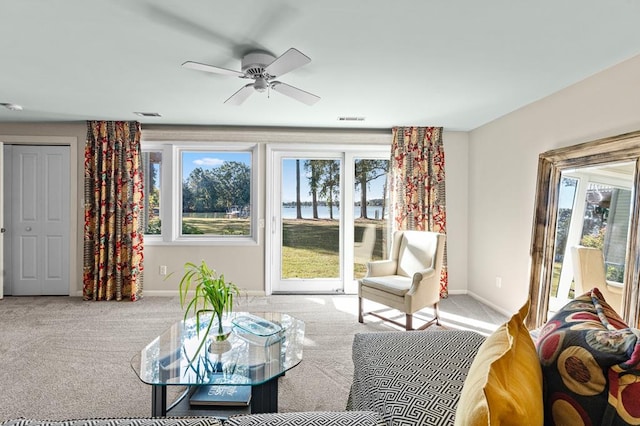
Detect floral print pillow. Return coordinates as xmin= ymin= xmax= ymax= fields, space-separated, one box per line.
xmin=536 ymin=288 xmax=640 ymax=425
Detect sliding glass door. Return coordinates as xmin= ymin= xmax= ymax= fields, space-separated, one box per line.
xmin=267 ymin=146 xmax=389 ymax=293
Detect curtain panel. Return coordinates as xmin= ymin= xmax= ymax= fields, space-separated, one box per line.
xmin=83 ymin=121 xmax=144 ymax=301
xmin=390 ymin=126 xmax=448 ymax=296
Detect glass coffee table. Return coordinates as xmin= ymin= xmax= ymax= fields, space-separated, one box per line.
xmin=131 ymin=312 xmax=305 ymax=418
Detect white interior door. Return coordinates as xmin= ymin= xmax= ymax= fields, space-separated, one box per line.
xmin=10 ymin=145 xmax=70 ymax=295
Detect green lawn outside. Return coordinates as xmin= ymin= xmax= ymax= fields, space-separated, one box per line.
xmin=182 ymin=217 xmax=386 ymax=278
xmin=182 ymin=217 xmax=250 ymax=235
xmin=282 ymin=218 xmax=386 ymax=279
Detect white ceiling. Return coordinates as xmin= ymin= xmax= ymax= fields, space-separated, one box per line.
xmin=1 ymin=1 xmax=640 ymax=131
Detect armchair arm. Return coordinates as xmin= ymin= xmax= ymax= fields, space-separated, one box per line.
xmin=408 ymin=267 xmax=436 ymax=290
xmin=366 ymin=259 xmax=398 ymax=277
xmin=406 ymin=268 xmax=440 ymax=307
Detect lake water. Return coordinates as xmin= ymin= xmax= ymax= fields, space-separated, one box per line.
xmin=183 ymin=205 xmax=386 ymax=219
xmin=281 ymin=205 xmax=384 ymax=219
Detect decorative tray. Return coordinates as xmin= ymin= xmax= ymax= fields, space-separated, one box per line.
xmin=232 ymin=314 xmax=283 ymax=337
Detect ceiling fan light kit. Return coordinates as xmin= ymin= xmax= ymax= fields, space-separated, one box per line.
xmin=182 ymin=48 xmax=320 ymax=106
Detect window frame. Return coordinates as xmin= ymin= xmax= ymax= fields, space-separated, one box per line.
xmin=142 ymin=141 xmax=259 ymax=246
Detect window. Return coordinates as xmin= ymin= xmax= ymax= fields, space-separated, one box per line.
xmin=141 ymin=150 xmax=162 ymax=235
xmin=181 ymin=150 xmax=252 ymax=237
xmin=141 ymin=143 xmax=258 ymax=244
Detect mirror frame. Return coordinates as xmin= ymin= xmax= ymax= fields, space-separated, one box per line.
xmin=527 ymin=130 xmax=640 ymax=329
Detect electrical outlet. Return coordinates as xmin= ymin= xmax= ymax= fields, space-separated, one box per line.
xmin=159 ymin=265 xmax=167 ymax=276
xmin=495 ymin=276 xmax=502 ymax=288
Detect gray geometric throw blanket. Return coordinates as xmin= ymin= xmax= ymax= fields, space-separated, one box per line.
xmin=347 ymin=330 xmax=486 ymax=426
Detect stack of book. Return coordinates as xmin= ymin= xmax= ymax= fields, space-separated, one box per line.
xmin=189 ymin=384 xmax=251 ymax=407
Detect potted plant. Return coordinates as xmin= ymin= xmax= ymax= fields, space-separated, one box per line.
xmin=178 ymin=260 xmax=240 ymax=356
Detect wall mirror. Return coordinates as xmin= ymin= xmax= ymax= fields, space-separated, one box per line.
xmin=527 ymin=131 xmax=640 ymax=329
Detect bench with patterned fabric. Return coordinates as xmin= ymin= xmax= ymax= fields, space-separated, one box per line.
xmin=1 ymin=412 xmax=385 ymax=426
xmin=0 ymin=419 xmax=223 ymax=426
xmin=347 ymin=329 xmax=486 ymax=426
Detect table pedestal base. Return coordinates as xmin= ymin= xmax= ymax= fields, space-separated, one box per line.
xmin=151 ymin=376 xmax=280 ymax=418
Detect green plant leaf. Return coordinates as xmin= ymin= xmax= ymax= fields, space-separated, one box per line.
xmin=175 ymin=259 xmax=241 ymax=364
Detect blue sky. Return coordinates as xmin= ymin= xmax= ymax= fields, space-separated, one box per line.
xmin=182 ymin=151 xmax=251 ymax=180
xmin=558 ymin=177 xmax=577 ymax=209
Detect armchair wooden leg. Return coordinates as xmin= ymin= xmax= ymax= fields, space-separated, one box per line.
xmin=358 ymin=297 xmax=364 ymax=323
xmin=406 ymin=313 xmax=413 ymax=331
xmin=434 ymin=303 xmax=441 ymax=326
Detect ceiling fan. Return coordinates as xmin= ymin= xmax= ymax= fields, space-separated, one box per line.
xmin=182 ymin=48 xmax=320 ymax=106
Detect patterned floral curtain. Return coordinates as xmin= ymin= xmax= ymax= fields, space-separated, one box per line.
xmin=83 ymin=121 xmax=144 ymax=301
xmin=389 ymin=126 xmax=448 ymax=297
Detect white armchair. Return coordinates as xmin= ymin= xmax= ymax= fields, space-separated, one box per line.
xmin=570 ymin=245 xmax=623 ymax=314
xmin=358 ymin=230 xmax=446 ymax=330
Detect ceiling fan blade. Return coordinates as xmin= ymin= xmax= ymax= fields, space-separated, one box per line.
xmin=265 ymin=48 xmax=311 ymax=77
xmin=146 ymin=5 xmax=237 ymax=53
xmin=224 ymin=84 xmax=255 ymax=105
xmin=270 ymin=81 xmax=320 ymax=106
xmin=182 ymin=61 xmax=245 ymax=77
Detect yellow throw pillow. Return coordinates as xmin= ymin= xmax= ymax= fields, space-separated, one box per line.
xmin=454 ymin=302 xmax=543 ymax=425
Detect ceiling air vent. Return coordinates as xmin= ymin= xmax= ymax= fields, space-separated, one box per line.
xmin=1 ymin=103 xmax=23 ymax=111
xmin=134 ymin=112 xmax=162 ymax=117
xmin=337 ymin=116 xmax=365 ymax=121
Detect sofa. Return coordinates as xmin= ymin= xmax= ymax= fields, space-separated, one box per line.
xmin=5 ymin=289 xmax=638 ymax=426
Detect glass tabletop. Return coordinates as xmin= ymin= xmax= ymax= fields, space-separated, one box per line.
xmin=131 ymin=312 xmax=305 ymax=387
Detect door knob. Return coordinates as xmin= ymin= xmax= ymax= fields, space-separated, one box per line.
xmin=25 ymin=226 xmax=32 ymax=231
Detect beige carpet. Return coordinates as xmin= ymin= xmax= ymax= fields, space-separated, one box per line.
xmin=0 ymin=294 xmax=506 ymax=421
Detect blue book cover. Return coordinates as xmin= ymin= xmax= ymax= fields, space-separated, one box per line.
xmin=189 ymin=384 xmax=251 ymax=406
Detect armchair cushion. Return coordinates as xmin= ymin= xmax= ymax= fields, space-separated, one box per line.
xmin=397 ymin=231 xmax=436 ymax=277
xmin=359 ymin=275 xmax=411 ymax=296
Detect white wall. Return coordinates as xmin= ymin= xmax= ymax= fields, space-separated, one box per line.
xmin=467 ymin=54 xmax=640 ymax=315
xmin=442 ymin=131 xmax=469 ymax=294
xmin=0 ymin=123 xmax=471 ymax=298
xmin=143 ymin=127 xmax=471 ymax=297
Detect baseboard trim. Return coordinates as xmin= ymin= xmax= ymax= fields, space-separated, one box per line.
xmin=465 ymin=290 xmax=513 ymax=317
xmin=142 ymin=290 xmax=267 ymax=297
xmin=72 ymin=288 xmax=504 ymax=313
xmin=72 ymin=290 xmax=267 ymax=297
